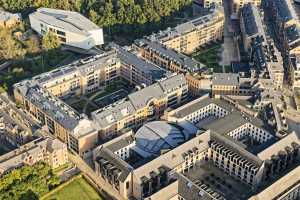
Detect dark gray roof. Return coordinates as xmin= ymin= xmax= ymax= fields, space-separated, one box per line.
xmin=96 ymin=148 xmax=133 ymax=182
xmin=106 ymin=135 xmax=135 ymax=152
xmin=241 ymin=3 xmax=263 ymax=37
xmin=273 ymin=0 xmax=293 ymax=22
xmin=110 ymin=43 xmax=168 ymax=82
xmin=173 ymin=97 xmax=233 ymax=118
xmin=212 ymin=73 xmax=239 ymax=86
xmin=177 ymin=173 xmax=214 ymax=200
xmin=201 ymin=112 xmax=249 ymax=134
xmin=285 ymin=24 xmax=300 ymax=44
xmin=17 ymin=83 xmax=80 ymax=130
xmin=135 ymin=39 xmax=205 ymax=73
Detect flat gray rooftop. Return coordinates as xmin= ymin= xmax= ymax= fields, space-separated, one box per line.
xmin=30 ymin=8 xmax=101 ymax=35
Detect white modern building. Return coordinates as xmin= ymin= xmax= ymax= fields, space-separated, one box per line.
xmin=29 ymin=8 xmax=104 ymax=50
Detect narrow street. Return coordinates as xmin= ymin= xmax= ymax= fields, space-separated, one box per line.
xmin=220 ymin=0 xmax=240 ymax=69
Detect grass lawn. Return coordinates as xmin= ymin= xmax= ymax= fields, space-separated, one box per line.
xmin=43 ymin=176 xmax=103 ymax=200
xmin=192 ymin=44 xmax=223 ymax=73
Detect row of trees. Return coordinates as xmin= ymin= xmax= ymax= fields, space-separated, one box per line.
xmin=0 ymin=0 xmax=192 ymax=27
xmin=0 ymin=162 xmax=60 ymax=200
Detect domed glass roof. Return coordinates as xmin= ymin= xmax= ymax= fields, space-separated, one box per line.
xmin=135 ymin=121 xmax=189 ymax=156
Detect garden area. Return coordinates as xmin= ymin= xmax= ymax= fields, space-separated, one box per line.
xmin=68 ymin=79 xmax=132 ymax=115
xmin=42 ymin=175 xmax=103 ymax=200
xmin=192 ymin=43 xmax=224 ymax=73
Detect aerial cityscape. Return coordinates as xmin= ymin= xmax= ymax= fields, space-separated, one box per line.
xmin=0 ymin=0 xmax=300 ymax=199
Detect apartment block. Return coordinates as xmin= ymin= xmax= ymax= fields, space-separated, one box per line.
xmin=211 ymin=73 xmax=240 ymax=96
xmin=110 ymin=43 xmax=169 ymax=86
xmin=232 ymin=0 xmax=261 ymax=18
xmin=92 ymin=93 xmax=300 ymax=199
xmin=289 ymin=56 xmax=300 ymax=89
xmin=29 ymin=8 xmax=104 ymax=49
xmin=264 ymin=0 xmax=299 ymax=57
xmin=149 ymin=5 xmax=224 ymax=54
xmin=16 ymin=51 xmax=120 ymax=99
xmin=0 ymin=10 xmax=21 ymax=28
xmin=134 ymin=38 xmax=212 ymax=95
xmin=0 ymin=113 xmax=31 ymax=147
xmin=134 ymin=39 xmax=205 ymax=74
xmin=91 ymin=74 xmax=188 ymax=139
xmin=240 ymin=3 xmax=265 ymax=51
xmin=0 ymin=137 xmax=68 ymax=174
xmin=13 ymin=81 xmax=98 ymax=157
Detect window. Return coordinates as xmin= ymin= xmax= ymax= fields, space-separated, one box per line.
xmin=57 ymin=30 xmax=66 ymax=36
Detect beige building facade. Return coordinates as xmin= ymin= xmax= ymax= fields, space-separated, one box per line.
xmin=149 ymin=6 xmax=224 ymax=54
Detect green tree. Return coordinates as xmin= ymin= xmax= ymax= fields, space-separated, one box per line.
xmin=42 ymin=31 xmax=60 ymax=51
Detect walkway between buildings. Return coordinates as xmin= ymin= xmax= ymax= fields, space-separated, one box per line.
xmin=68 ymin=152 xmax=126 ymax=200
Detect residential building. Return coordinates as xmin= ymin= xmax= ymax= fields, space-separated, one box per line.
xmin=134 ymin=38 xmax=212 ymax=95
xmin=0 ymin=137 xmax=68 ymax=174
xmin=240 ymin=3 xmax=265 ymax=51
xmin=13 ymin=81 xmax=98 ymax=157
xmin=29 ymin=8 xmax=104 ymax=49
xmin=263 ymin=0 xmax=299 ymax=57
xmin=211 ymin=73 xmax=240 ymax=96
xmin=250 ymin=36 xmax=284 ymax=90
xmin=15 ymin=51 xmax=120 ymax=99
xmin=289 ymin=55 xmax=300 ymax=89
xmin=91 ymin=74 xmax=188 ymax=139
xmin=0 ymin=10 xmax=21 ymax=28
xmin=232 ymin=0 xmax=261 ymax=18
xmin=0 ymin=113 xmax=31 ymax=147
xmin=134 ymin=39 xmax=206 ymax=74
xmin=148 ymin=5 xmax=224 ymax=54
xmin=110 ymin=43 xmax=169 ymax=86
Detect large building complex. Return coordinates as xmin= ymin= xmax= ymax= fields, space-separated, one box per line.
xmin=91 ymin=74 xmax=188 ymax=139
xmin=15 ymin=51 xmax=121 ymax=99
xmin=148 ymin=5 xmax=224 ymax=54
xmin=110 ymin=43 xmax=169 ymax=86
xmin=0 ymin=137 xmax=68 ymax=174
xmin=29 ymin=8 xmax=104 ymax=49
xmin=93 ymin=94 xmax=300 ymax=200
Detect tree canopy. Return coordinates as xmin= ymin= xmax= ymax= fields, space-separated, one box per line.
xmin=0 ymin=0 xmax=192 ymax=27
xmin=0 ymin=162 xmax=60 ymax=200
xmin=42 ymin=31 xmax=61 ymax=51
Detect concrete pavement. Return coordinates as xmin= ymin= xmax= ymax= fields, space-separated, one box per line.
xmin=220 ymin=0 xmax=240 ymax=68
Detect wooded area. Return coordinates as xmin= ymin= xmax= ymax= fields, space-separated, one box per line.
xmin=0 ymin=162 xmax=60 ymax=200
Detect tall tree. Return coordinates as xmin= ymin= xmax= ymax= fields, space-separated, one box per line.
xmin=41 ymin=31 xmax=60 ymax=51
